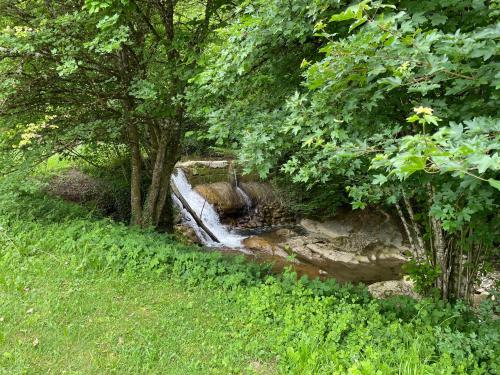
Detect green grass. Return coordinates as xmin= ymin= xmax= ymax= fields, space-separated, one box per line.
xmin=0 ymin=260 xmax=271 ymax=374
xmin=0 ymin=171 xmax=498 ymax=374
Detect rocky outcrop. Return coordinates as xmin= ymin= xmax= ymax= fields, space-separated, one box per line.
xmin=282 ymin=236 xmax=405 ymax=282
xmin=274 ymin=210 xmax=409 ymax=282
xmin=237 ymin=210 xmax=409 ymax=283
xmin=300 ymin=209 xmax=404 ymax=251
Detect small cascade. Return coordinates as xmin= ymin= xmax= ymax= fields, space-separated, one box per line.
xmin=171 ymin=168 xmax=248 ymax=248
xmin=236 ymin=186 xmax=252 ymax=210
xmin=232 ymin=163 xmax=252 ymax=211
xmin=172 ymin=194 xmax=215 ymax=245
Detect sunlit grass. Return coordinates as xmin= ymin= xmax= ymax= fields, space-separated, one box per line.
xmin=0 ymin=256 xmax=271 ymax=374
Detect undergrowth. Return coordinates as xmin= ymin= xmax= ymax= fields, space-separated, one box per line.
xmin=0 ymin=174 xmax=498 ymax=374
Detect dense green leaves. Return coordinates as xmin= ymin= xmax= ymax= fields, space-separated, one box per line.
xmin=189 ymin=0 xmax=499 ymax=300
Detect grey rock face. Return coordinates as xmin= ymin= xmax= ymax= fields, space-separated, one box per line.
xmin=368 ymin=279 xmax=419 ymax=299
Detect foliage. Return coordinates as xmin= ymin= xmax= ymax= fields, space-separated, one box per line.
xmin=271 ymin=174 xmax=347 ymax=218
xmin=1 ymin=174 xmax=499 ymax=373
xmin=188 ymin=0 xmax=500 ymax=300
xmin=0 ymin=0 xmax=238 ymax=229
xmin=402 ymin=260 xmax=441 ymax=296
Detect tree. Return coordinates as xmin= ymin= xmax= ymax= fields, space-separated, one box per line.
xmin=189 ymin=0 xmax=499 ymax=301
xmin=0 ymin=0 xmax=234 ymax=230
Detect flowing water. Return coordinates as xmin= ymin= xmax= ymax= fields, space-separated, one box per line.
xmin=171 ymin=168 xmax=248 ymax=249
xmin=236 ymin=186 xmax=252 ymax=209
xmin=171 ymin=166 xmax=403 ymax=282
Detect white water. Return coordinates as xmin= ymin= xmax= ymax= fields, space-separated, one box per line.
xmin=232 ymin=165 xmax=252 ymax=209
xmin=172 ymin=194 xmax=215 ymax=245
xmin=236 ymin=186 xmax=252 ymax=209
xmin=171 ymin=168 xmax=248 ymax=248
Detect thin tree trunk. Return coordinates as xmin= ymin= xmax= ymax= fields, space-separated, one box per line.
xmin=428 ymin=184 xmax=448 ymax=300
xmin=153 ymin=118 xmax=182 ymax=231
xmin=396 ymin=201 xmax=419 ymax=260
xmin=402 ymin=190 xmax=425 ymax=259
xmin=154 ymin=159 xmax=176 ymax=229
xmin=128 ymin=121 xmax=143 ymax=226
xmin=142 ymin=135 xmax=168 ymax=227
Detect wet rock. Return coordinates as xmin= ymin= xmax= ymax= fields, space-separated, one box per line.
xmin=368 ymin=279 xmax=419 ymax=299
xmin=243 ymin=236 xmax=290 ymax=259
xmin=279 ymin=210 xmax=409 ymax=282
xmin=174 ymin=224 xmax=201 ymax=245
xmin=300 ymin=209 xmax=404 ymax=251
xmin=243 ymin=236 xmax=274 ymax=252
xmin=194 ymin=182 xmax=246 ymax=216
xmin=275 ymin=228 xmax=298 ymax=238
xmin=240 ymin=182 xmax=277 ymax=205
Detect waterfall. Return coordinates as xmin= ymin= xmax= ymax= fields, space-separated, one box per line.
xmin=236 ymin=186 xmax=252 ymax=209
xmin=232 ymin=163 xmax=252 ymax=210
xmin=172 ymin=194 xmax=216 ymax=245
xmin=171 ymin=168 xmax=248 ymax=249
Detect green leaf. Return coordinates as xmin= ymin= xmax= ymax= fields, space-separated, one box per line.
xmin=488 ymin=179 xmax=500 ymax=191
xmin=372 ymin=174 xmax=388 ymax=185
xmin=349 ymin=17 xmax=368 ymax=32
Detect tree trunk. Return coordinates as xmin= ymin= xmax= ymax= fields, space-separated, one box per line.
xmin=141 ymin=136 xmax=167 ymax=227
xmin=141 ymin=117 xmax=182 ymax=230
xmin=428 ymin=184 xmax=449 ymax=300
xmin=128 ymin=121 xmax=143 ymax=226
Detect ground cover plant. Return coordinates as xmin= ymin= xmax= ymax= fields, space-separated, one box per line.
xmin=0 ymin=0 xmax=499 ymax=373
xmin=0 ymin=172 xmax=498 ymax=374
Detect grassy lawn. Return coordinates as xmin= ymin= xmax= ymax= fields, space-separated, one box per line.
xmin=0 ymin=173 xmax=497 ymax=374
xmin=0 ymin=254 xmax=273 ymax=374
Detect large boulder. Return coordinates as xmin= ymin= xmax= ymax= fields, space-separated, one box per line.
xmin=243 ymin=235 xmax=290 ymax=258
xmin=368 ymin=279 xmax=419 ymax=299
xmin=239 ymin=182 xmax=277 ymax=205
xmin=194 ymin=182 xmax=246 ymax=216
